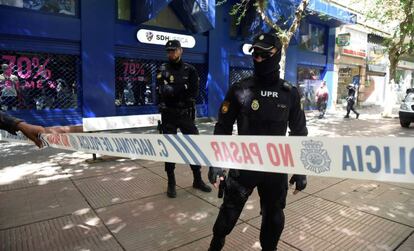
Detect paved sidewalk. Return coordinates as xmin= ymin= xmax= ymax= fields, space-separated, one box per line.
xmin=1 ymin=108 xmax=413 ymax=250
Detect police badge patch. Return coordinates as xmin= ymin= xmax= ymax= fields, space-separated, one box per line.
xmin=251 ymin=99 xmax=259 ymax=111
xmin=300 ymin=140 xmax=331 ymax=174
xmin=221 ymin=101 xmax=230 ymax=114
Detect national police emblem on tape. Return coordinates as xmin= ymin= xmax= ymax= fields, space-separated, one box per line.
xmin=300 ymin=140 xmax=331 ymax=173
xmin=68 ymin=135 xmax=80 ymax=151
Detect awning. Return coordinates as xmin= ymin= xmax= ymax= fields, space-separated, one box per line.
xmin=241 ymin=0 xmax=357 ymax=37
xmin=170 ymin=0 xmax=215 ymax=33
xmin=367 ymin=65 xmax=387 ymax=76
xmin=307 ymin=0 xmax=357 ymax=27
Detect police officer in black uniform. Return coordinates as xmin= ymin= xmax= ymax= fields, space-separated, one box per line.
xmin=208 ymin=32 xmax=308 ymax=251
xmin=344 ymin=83 xmax=360 ymax=119
xmin=0 ymin=111 xmax=45 ymax=148
xmin=156 ymin=40 xmax=211 ymax=198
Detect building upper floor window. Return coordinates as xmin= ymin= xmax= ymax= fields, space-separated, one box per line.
xmin=0 ymin=0 xmax=77 ymax=16
xmin=299 ymin=21 xmax=326 ymax=54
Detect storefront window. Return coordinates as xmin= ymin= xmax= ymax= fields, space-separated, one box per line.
xmin=299 ymin=22 xmax=326 ymax=54
xmin=337 ymin=65 xmax=360 ymax=104
xmin=1 ymin=0 xmax=77 ymax=16
xmin=0 ymin=51 xmax=80 ymax=110
xmin=297 ymin=67 xmax=323 ymax=110
xmin=229 ymin=67 xmax=253 ymax=85
xmin=117 ymin=0 xmax=130 ymax=21
xmin=115 ymin=57 xmax=208 ymax=108
xmin=115 ymin=58 xmax=155 ymax=107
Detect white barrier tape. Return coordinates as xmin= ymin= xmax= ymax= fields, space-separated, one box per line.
xmin=1 ymin=130 xmax=413 ymax=184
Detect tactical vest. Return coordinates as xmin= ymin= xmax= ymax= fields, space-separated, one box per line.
xmin=235 ymin=77 xmax=294 ymax=136
xmin=159 ymin=62 xmax=195 ymax=108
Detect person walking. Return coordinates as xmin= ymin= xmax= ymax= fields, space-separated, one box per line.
xmin=315 ymin=81 xmax=329 ymax=119
xmin=344 ymin=83 xmax=360 ymax=119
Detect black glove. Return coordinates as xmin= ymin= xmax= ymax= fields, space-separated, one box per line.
xmin=289 ymin=174 xmax=307 ymax=191
xmin=160 ymin=84 xmax=175 ymax=97
xmin=208 ymin=166 xmax=226 ymax=184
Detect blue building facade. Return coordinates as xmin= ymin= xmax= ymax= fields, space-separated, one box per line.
xmin=0 ymin=0 xmax=355 ymax=127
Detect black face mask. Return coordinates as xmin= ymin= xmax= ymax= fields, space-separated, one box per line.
xmin=253 ymin=51 xmax=281 ymax=78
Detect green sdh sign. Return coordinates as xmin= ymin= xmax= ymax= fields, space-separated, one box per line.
xmin=336 ymin=33 xmax=350 ymax=47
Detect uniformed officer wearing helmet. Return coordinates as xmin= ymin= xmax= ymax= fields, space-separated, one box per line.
xmin=156 ymin=40 xmax=211 ymax=198
xmin=208 ymin=32 xmax=308 ymax=251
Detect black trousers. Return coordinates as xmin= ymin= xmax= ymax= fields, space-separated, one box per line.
xmin=161 ymin=108 xmax=200 ymax=172
xmin=346 ymin=100 xmax=359 ymax=116
xmin=317 ymin=100 xmax=327 ymax=117
xmin=212 ymin=170 xmax=288 ymax=250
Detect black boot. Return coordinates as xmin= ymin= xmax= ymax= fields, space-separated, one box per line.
xmin=208 ymin=236 xmax=225 ymax=251
xmin=192 ymin=168 xmax=212 ymax=192
xmin=166 ymin=171 xmax=176 ymax=198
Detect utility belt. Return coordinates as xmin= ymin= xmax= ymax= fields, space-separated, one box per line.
xmin=162 ymin=106 xmax=196 ymax=120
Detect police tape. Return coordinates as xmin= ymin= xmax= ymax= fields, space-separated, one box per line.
xmin=1 ymin=130 xmax=413 ymax=184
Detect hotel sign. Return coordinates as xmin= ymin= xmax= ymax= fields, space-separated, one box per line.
xmin=137 ymin=29 xmax=196 ymax=48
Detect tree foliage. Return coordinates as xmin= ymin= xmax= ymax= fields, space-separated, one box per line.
xmin=359 ymin=0 xmax=414 ymax=82
xmin=219 ymin=0 xmax=309 ymax=77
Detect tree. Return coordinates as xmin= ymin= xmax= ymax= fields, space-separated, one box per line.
xmin=359 ymin=0 xmax=414 ymax=84
xmin=351 ymin=0 xmax=413 ymax=116
xmin=219 ymin=0 xmax=310 ymax=78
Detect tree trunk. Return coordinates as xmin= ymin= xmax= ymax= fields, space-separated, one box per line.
xmin=388 ymin=53 xmax=398 ymax=85
xmin=280 ymin=45 xmax=287 ymax=78
xmin=382 ymin=52 xmax=399 ymax=118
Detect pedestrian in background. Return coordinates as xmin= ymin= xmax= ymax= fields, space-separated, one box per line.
xmin=315 ymin=80 xmax=329 ymax=119
xmin=156 ymin=40 xmax=211 ymax=198
xmin=344 ymin=83 xmax=360 ymax=119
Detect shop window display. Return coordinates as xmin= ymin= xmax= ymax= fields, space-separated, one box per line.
xmin=115 ymin=58 xmax=208 ymax=107
xmin=0 ymin=51 xmax=80 ymax=111
xmin=299 ymin=22 xmax=326 ymax=54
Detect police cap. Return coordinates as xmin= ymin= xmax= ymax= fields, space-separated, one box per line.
xmin=250 ymin=32 xmax=282 ymax=52
xmin=165 ymin=40 xmax=181 ymax=51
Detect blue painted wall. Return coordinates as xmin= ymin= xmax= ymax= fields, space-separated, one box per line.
xmin=207 ymin=2 xmax=337 ymax=116
xmin=81 ymin=0 xmax=116 ymax=118
xmin=0 ymin=0 xmax=344 ymax=126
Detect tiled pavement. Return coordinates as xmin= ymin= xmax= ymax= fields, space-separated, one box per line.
xmin=1 ymin=112 xmax=414 ymax=250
